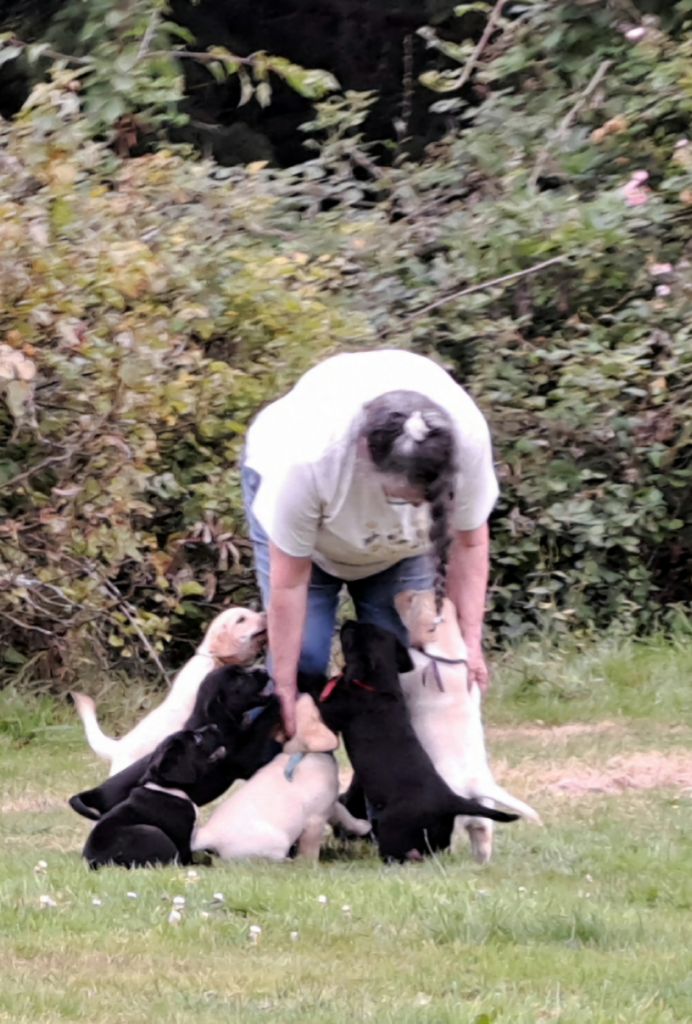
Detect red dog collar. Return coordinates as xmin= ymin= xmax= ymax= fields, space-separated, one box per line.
xmin=319 ymin=674 xmax=376 ymax=702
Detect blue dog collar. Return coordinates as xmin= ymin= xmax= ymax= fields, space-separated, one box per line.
xmin=284 ymin=752 xmax=305 ymax=782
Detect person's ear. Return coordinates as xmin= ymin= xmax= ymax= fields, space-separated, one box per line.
xmin=395 ymin=638 xmax=414 ymax=673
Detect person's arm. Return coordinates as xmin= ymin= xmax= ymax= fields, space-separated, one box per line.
xmin=268 ymin=542 xmax=313 ymax=736
xmin=446 ymin=523 xmax=491 ymax=691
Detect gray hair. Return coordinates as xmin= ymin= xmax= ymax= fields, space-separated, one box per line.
xmin=361 ymin=390 xmax=457 ymax=613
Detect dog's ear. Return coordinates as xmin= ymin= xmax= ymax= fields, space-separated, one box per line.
xmin=395 ymin=638 xmax=414 ymax=673
xmin=149 ymin=733 xmax=201 ymax=787
xmin=297 ymin=671 xmax=327 ymax=699
xmin=149 ymin=735 xmax=185 ymax=777
xmin=250 ymin=668 xmax=271 ymax=691
xmin=340 ymin=620 xmax=357 ymax=655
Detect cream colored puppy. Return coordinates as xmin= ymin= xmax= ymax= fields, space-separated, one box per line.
xmin=71 ymin=606 xmax=266 ymax=776
xmin=395 ymin=590 xmax=540 ymax=863
xmin=192 ymin=694 xmax=371 ymax=861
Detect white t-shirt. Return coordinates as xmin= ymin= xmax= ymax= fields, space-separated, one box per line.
xmin=244 ymin=350 xmax=499 ymax=580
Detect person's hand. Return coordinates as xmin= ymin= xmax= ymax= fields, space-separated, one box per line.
xmin=467 ymin=644 xmax=489 ymax=692
xmin=277 ymin=687 xmax=297 ymax=738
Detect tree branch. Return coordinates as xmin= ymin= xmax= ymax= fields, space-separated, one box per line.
xmin=9 ymin=36 xmax=92 ymax=67
xmin=457 ymin=0 xmax=508 ymax=91
xmin=137 ymin=9 xmax=161 ymax=61
xmin=147 ymin=49 xmax=256 ymax=67
xmin=529 ymin=60 xmax=612 ymax=189
xmin=394 ymin=255 xmax=568 ymax=327
xmin=0 ymin=610 xmax=56 ymax=637
xmin=95 ymin=572 xmax=171 ymax=683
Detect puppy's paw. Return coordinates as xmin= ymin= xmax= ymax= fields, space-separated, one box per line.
xmin=68 ymin=794 xmax=101 ymax=821
xmin=350 ymin=817 xmax=372 ymax=838
xmin=190 ymin=850 xmax=214 ymax=867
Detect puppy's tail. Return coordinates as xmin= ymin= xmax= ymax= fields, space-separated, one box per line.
xmin=448 ymin=794 xmax=519 ymax=825
xmin=471 ymin=782 xmax=542 ymax=825
xmin=69 ymin=692 xmax=117 ymax=763
xmin=330 ymin=801 xmax=372 ymax=838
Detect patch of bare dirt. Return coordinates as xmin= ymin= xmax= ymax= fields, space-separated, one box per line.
xmin=1 ymin=794 xmax=65 ymax=814
xmin=489 ymin=721 xmax=621 ymax=741
xmin=341 ymin=740 xmax=692 ymax=799
xmin=543 ymin=751 xmax=692 ymax=795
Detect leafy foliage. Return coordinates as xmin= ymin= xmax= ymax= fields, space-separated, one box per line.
xmin=1 ymin=0 xmax=339 ymax=150
xmin=1 ymin=0 xmax=691 ymax=688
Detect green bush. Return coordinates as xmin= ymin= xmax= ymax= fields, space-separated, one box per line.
xmin=0 ymin=74 xmax=372 ymax=686
xmin=1 ymin=1 xmax=691 ymax=689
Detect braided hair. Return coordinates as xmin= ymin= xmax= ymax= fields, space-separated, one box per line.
xmin=362 ymin=390 xmax=457 ymax=614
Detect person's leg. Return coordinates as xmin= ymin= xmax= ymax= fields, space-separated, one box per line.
xmin=241 ymin=463 xmax=341 ymax=676
xmin=347 ymin=554 xmax=435 ymax=645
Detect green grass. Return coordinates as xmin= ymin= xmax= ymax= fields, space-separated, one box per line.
xmin=1 ymin=635 xmax=691 ymax=1023
xmin=487 ymin=630 xmax=692 ymax=726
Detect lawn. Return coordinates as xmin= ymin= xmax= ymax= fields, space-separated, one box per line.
xmin=1 ymin=635 xmax=691 ymax=1024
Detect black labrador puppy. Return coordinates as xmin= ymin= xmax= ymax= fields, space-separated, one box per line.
xmin=82 ymin=725 xmax=226 ymax=869
xmin=69 ymin=666 xmax=281 ymax=821
xmin=316 ymin=621 xmax=518 ymax=862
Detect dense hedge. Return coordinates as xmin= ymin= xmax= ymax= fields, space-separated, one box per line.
xmin=1 ymin=2 xmax=690 ymax=689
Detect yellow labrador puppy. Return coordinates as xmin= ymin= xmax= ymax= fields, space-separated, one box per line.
xmin=192 ymin=694 xmax=371 ymax=861
xmin=71 ymin=607 xmax=266 ymax=776
xmin=395 ymin=590 xmax=540 ymax=863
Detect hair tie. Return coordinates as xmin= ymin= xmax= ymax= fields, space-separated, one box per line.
xmin=403 ymin=411 xmax=429 ymax=443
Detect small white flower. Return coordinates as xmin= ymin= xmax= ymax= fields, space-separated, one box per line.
xmin=317 ymin=894 xmax=329 ymax=906
xmin=625 ymin=26 xmax=646 ymax=42
xmin=212 ymin=892 xmax=224 ymax=903
xmin=39 ymin=895 xmax=57 ymax=909
xmin=200 ymin=911 xmax=210 ymax=920
xmin=655 ymin=284 xmax=671 ymax=297
xmin=248 ymin=924 xmax=262 ymax=944
xmin=290 ymin=930 xmax=299 ymax=942
xmin=34 ymin=860 xmax=48 ymax=873
xmin=649 ymin=263 xmax=673 ymax=276
xmin=91 ymin=897 xmax=103 ymax=907
xmin=168 ymin=909 xmax=182 ymax=926
xmin=127 ymin=891 xmax=138 ymax=900
xmin=186 ymin=869 xmax=199 ymax=880
xmin=517 ymin=886 xmax=527 ymax=894
xmin=415 ymin=993 xmax=432 ymax=1007
xmin=172 ymin=896 xmax=186 ymax=908
xmin=341 ymin=904 xmax=352 ymax=916
xmin=585 ymin=874 xmax=593 ymax=883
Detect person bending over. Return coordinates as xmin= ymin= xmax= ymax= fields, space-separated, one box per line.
xmin=241 ymin=349 xmax=499 ymax=735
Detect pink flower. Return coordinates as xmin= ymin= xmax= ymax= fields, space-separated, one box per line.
xmin=625 ymin=27 xmax=646 ymax=42
xmin=622 ymin=170 xmax=651 ymax=207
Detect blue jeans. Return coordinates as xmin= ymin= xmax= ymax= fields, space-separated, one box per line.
xmin=241 ymin=465 xmax=434 ymax=675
